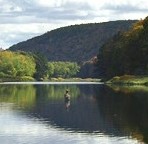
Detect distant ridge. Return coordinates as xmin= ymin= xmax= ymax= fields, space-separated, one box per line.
xmin=9 ymin=20 xmax=137 ymax=62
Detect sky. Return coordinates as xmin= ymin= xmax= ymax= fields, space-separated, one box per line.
xmin=0 ymin=0 xmax=148 ymax=49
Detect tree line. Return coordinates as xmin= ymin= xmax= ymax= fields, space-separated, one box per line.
xmin=0 ymin=51 xmax=36 ymax=80
xmin=96 ymin=16 xmax=148 ymax=79
xmin=0 ymin=51 xmax=80 ymax=81
xmin=48 ymin=61 xmax=80 ymax=78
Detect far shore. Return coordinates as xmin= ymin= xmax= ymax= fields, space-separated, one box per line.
xmin=1 ymin=75 xmax=148 ymax=86
xmin=0 ymin=77 xmax=101 ymax=83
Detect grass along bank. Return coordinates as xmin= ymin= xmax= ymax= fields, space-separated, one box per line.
xmin=0 ymin=76 xmax=101 ymax=82
xmin=48 ymin=77 xmax=101 ymax=82
xmin=106 ymin=75 xmax=148 ymax=86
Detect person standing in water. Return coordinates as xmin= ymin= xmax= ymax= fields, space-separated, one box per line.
xmin=64 ymin=89 xmax=70 ymax=110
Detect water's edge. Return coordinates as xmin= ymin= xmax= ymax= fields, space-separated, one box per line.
xmin=0 ymin=81 xmax=103 ymax=85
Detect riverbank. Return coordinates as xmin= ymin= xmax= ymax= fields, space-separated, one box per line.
xmin=0 ymin=76 xmax=35 ymax=82
xmin=49 ymin=78 xmax=101 ymax=82
xmin=0 ymin=77 xmax=101 ymax=83
xmin=106 ymin=75 xmax=148 ymax=86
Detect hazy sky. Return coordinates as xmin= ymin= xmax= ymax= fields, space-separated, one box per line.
xmin=0 ymin=0 xmax=148 ymax=49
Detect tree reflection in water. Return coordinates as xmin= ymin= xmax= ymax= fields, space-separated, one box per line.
xmin=0 ymin=84 xmax=147 ymax=143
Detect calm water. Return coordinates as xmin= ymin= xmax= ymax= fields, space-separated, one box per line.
xmin=0 ymin=82 xmax=148 ymax=144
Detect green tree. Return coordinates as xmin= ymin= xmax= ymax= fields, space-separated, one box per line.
xmin=96 ymin=16 xmax=148 ymax=78
xmin=0 ymin=51 xmax=36 ymax=78
xmin=47 ymin=61 xmax=80 ymax=78
xmin=47 ymin=63 xmax=54 ymax=78
xmin=33 ymin=53 xmax=48 ymax=80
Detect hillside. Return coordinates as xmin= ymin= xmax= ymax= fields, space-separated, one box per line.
xmin=96 ymin=16 xmax=148 ymax=79
xmin=9 ymin=20 xmax=136 ymax=62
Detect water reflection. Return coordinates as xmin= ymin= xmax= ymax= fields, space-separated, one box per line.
xmin=0 ymin=83 xmax=148 ymax=144
xmin=93 ymin=85 xmax=148 ymax=143
xmin=0 ymin=85 xmax=36 ymax=109
xmin=64 ymin=90 xmax=71 ymax=110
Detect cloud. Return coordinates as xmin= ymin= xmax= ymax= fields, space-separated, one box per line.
xmin=99 ymin=1 xmax=148 ymax=21
xmin=0 ymin=0 xmax=98 ymax=49
xmin=0 ymin=0 xmax=96 ymax=24
xmin=102 ymin=3 xmax=148 ymax=13
xmin=0 ymin=0 xmax=148 ymax=49
xmin=1 ymin=0 xmax=148 ymax=24
xmin=0 ymin=23 xmax=67 ymax=49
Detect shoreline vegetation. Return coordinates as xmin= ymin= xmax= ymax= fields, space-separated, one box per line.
xmin=105 ymin=75 xmax=148 ymax=94
xmin=0 ymin=77 xmax=101 ymax=83
xmin=1 ymin=75 xmax=148 ymax=87
xmin=50 ymin=78 xmax=101 ymax=82
xmin=106 ymin=75 xmax=148 ymax=86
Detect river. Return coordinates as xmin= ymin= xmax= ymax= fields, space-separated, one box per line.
xmin=0 ymin=82 xmax=147 ymax=144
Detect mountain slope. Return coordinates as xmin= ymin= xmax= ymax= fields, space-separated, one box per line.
xmin=9 ymin=20 xmax=136 ymax=62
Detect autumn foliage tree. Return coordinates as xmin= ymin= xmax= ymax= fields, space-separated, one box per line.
xmin=96 ymin=16 xmax=148 ymax=79
xmin=0 ymin=51 xmax=36 ymax=78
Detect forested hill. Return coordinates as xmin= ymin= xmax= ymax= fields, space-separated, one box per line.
xmin=9 ymin=20 xmax=136 ymax=62
xmin=97 ymin=16 xmax=148 ymax=78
